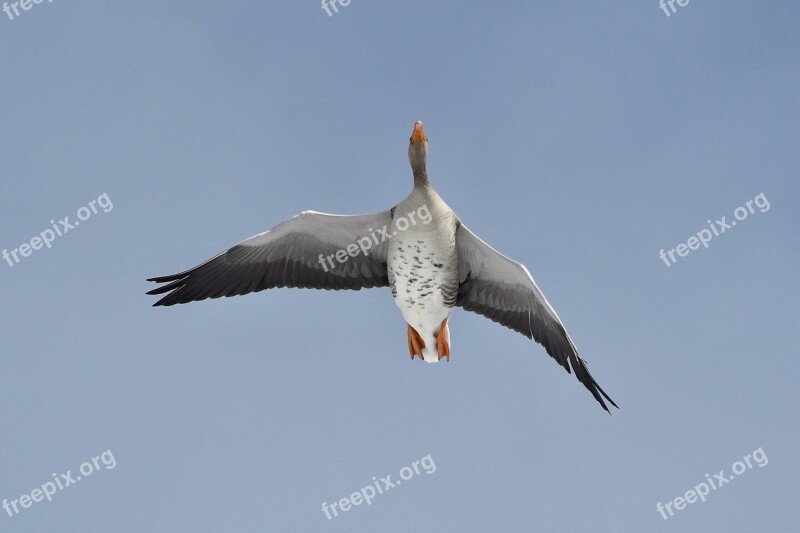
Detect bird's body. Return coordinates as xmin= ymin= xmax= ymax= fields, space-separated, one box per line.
xmin=388 ymin=185 xmax=459 ymax=362
xmin=148 ymin=121 xmax=618 ymax=411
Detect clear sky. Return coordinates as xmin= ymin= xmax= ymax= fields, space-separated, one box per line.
xmin=1 ymin=1 xmax=798 ymax=531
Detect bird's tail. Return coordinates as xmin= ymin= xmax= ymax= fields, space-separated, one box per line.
xmin=422 ymin=321 xmax=450 ymax=363
xmin=421 ymin=340 xmax=439 ymax=363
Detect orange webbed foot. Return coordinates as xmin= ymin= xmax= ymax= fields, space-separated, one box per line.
xmin=436 ymin=317 xmax=451 ymax=361
xmin=407 ymin=324 xmax=425 ymax=361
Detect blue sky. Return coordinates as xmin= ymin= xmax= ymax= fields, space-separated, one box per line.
xmin=1 ymin=1 xmax=798 ymax=531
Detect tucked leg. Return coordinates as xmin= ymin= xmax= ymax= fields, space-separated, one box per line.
xmin=407 ymin=324 xmax=425 ymax=361
xmin=436 ymin=317 xmax=451 ymax=361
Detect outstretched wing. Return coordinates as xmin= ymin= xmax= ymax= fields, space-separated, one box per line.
xmin=455 ymin=223 xmax=617 ymax=412
xmin=147 ymin=210 xmax=392 ymax=306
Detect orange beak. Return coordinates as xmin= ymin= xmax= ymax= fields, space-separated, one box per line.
xmin=410 ymin=121 xmax=426 ymax=144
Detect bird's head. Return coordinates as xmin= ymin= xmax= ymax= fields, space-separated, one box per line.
xmin=408 ymin=121 xmax=428 ymax=178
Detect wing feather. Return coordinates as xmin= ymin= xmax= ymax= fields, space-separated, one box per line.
xmin=147 ymin=210 xmax=392 ymax=306
xmin=456 ymin=224 xmax=617 ymax=411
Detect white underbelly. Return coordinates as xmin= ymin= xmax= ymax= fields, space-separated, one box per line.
xmin=387 ymin=237 xmax=456 ymax=358
xmin=393 ymin=271 xmax=451 ymax=335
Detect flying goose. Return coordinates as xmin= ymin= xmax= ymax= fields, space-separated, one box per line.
xmin=148 ymin=121 xmax=618 ymax=412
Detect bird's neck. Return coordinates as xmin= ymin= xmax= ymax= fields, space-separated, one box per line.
xmin=413 ymin=168 xmax=429 ymax=188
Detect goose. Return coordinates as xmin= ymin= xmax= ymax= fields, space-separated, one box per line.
xmin=148 ymin=121 xmax=618 ymax=412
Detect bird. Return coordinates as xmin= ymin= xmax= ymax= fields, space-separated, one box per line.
xmin=147 ymin=121 xmax=618 ymax=412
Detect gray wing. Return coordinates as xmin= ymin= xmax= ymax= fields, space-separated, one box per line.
xmin=147 ymin=210 xmax=392 ymax=306
xmin=456 ymin=224 xmax=617 ymax=412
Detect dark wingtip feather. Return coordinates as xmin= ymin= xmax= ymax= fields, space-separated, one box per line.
xmin=146 ymin=272 xmax=190 ymax=305
xmin=146 ymin=278 xmax=187 ymax=296
xmin=571 ymin=355 xmax=618 ymax=413
xmin=148 ymin=272 xmax=185 ymax=283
